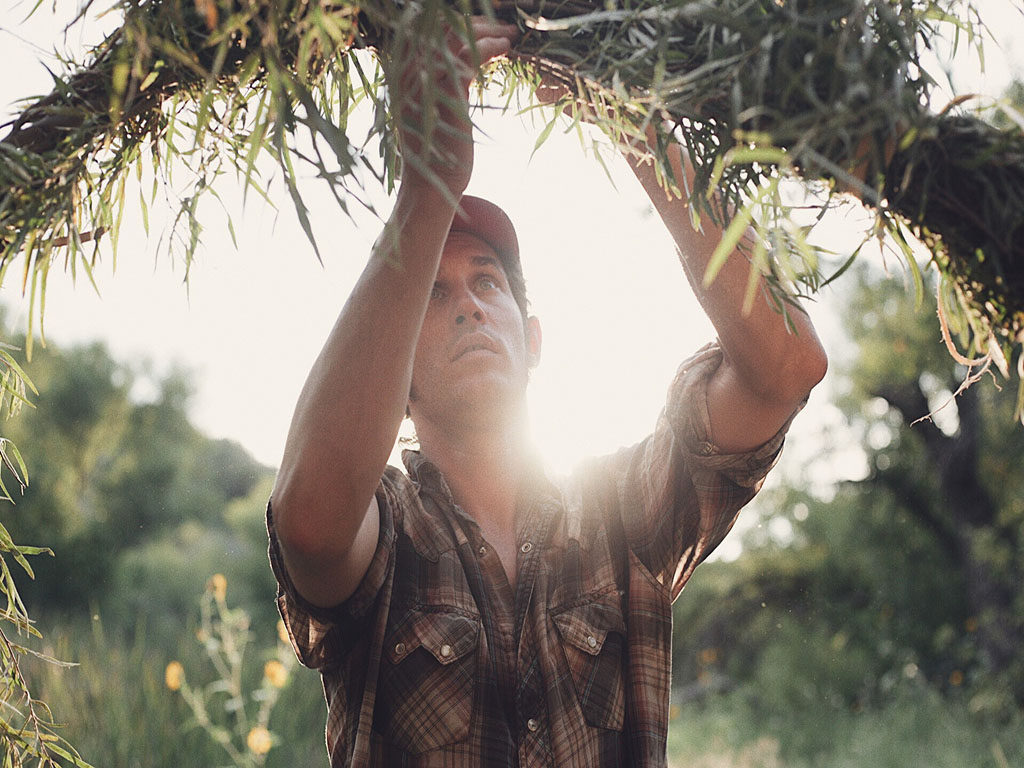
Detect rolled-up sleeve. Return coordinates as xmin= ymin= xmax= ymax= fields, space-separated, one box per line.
xmin=599 ymin=343 xmax=797 ymax=601
xmin=266 ymin=482 xmax=398 ymax=670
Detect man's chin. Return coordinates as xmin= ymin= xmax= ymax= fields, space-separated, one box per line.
xmin=425 ymin=374 xmax=527 ymax=421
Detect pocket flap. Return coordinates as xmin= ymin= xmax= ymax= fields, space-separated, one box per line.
xmin=552 ymin=600 xmax=625 ymax=656
xmin=385 ymin=610 xmax=480 ymax=665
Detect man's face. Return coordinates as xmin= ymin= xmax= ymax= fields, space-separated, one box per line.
xmin=408 ymin=231 xmax=540 ymax=427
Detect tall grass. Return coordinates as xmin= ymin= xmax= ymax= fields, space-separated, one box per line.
xmin=667 ymin=685 xmax=1023 ymax=768
xmin=22 ymin=611 xmax=325 ymax=768
xmin=21 ymin=605 xmax=1023 ymax=767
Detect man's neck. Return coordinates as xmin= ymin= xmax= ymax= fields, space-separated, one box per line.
xmin=415 ymin=411 xmax=530 ymax=537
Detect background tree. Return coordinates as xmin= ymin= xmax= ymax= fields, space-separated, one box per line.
xmin=668 ymin=263 xmax=1024 ymax=765
xmin=1 ymin=320 xmax=277 ymax=624
xmin=0 ymin=317 xmax=326 ymax=766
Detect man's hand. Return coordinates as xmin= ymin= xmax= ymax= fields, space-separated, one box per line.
xmin=387 ymin=17 xmax=518 ymax=194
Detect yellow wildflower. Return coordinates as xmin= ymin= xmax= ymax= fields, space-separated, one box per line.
xmin=164 ymin=661 xmax=185 ymax=691
xmin=209 ymin=573 xmax=227 ymax=601
xmin=264 ymin=659 xmax=288 ymax=688
xmin=247 ymin=726 xmax=272 ymax=755
xmin=699 ymin=647 xmax=720 ymax=665
xmin=277 ymin=619 xmax=289 ymax=645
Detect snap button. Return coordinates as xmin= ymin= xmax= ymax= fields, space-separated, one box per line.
xmin=440 ymin=644 xmax=452 ymax=658
xmin=478 ymin=545 xmax=487 ymax=556
xmin=394 ymin=642 xmax=406 ymax=656
xmin=697 ymin=441 xmax=715 ymax=456
xmin=520 ymin=542 xmax=533 ymax=554
xmin=527 ymin=718 xmax=539 ymax=732
xmin=587 ymin=635 xmax=598 ymax=649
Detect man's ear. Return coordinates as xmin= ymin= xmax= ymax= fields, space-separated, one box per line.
xmin=526 ymin=316 xmax=542 ymax=369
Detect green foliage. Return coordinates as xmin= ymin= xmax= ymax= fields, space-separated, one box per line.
xmin=672 ymin=483 xmax=964 ymax=715
xmin=669 ymin=264 xmax=1024 ymax=764
xmin=0 ymin=328 xmax=328 ymax=766
xmin=667 ymin=686 xmax=1024 ymax=768
xmin=0 ymin=331 xmax=274 ymax=615
xmin=0 ymin=320 xmax=89 ymax=764
xmin=0 ymin=325 xmax=278 ymax=765
xmin=839 ymin=268 xmax=1024 ymax=704
xmin=107 ymin=476 xmax=280 ymax=644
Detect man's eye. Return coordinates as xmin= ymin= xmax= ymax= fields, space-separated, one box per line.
xmin=430 ymin=286 xmax=444 ymax=300
xmin=477 ymin=276 xmax=497 ymax=291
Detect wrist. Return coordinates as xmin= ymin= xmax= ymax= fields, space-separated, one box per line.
xmin=380 ymin=176 xmax=463 ymax=260
xmin=398 ymin=167 xmax=469 ymax=208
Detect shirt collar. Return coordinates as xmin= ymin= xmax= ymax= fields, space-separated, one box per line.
xmin=401 ymin=448 xmax=561 ymax=541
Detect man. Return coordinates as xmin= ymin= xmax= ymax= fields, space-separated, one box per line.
xmin=268 ymin=17 xmax=827 ymax=767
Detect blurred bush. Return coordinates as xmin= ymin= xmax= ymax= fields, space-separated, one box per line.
xmin=0 ymin=318 xmax=329 ymax=764
xmin=668 ymin=266 xmax=1024 ymax=765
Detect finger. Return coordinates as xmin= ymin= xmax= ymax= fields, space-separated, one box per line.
xmin=467 ymin=17 xmax=519 ymax=40
xmin=445 ymin=20 xmax=518 ymax=61
xmin=453 ymin=36 xmax=511 ymax=91
xmin=464 ymin=35 xmax=513 ymax=64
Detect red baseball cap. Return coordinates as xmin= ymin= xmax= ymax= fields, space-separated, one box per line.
xmin=449 ymin=195 xmax=520 ymax=266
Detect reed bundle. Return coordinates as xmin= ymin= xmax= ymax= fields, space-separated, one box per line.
xmin=1 ymin=0 xmax=1021 ymax=387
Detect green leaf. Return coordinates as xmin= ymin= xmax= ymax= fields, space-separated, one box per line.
xmin=725 ymin=147 xmax=787 ymax=167
xmin=889 ymin=227 xmax=925 ymax=310
xmin=3 ymin=441 xmax=28 ymax=487
xmin=139 ymin=187 xmax=150 ymax=236
xmin=704 ymin=202 xmax=755 ymax=287
xmin=742 ymin=237 xmax=769 ymax=315
xmin=0 ymin=349 xmax=39 ymax=396
xmin=530 ymin=111 xmax=560 ymax=162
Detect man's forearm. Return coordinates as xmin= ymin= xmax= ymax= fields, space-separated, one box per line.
xmin=626 ymin=137 xmax=827 ymax=450
xmin=271 ymin=17 xmax=518 ymax=606
xmin=273 ymin=180 xmax=458 ymax=565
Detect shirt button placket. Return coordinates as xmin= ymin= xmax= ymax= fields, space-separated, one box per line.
xmin=519 ymin=715 xmax=545 ymax=768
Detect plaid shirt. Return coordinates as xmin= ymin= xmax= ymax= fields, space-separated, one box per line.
xmin=268 ymin=344 xmax=792 ymax=767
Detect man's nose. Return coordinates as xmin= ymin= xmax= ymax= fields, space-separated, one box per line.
xmin=455 ymin=308 xmax=484 ymax=325
xmin=454 ymin=291 xmax=485 ymax=325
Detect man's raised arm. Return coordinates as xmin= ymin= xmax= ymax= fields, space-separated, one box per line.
xmin=271 ymin=19 xmax=518 ymax=609
xmin=627 ymin=140 xmax=828 ymax=453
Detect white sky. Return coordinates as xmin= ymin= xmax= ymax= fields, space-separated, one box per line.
xmin=0 ymin=0 xmax=1021 ymax=479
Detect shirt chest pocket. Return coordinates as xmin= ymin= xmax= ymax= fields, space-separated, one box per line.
xmin=551 ymin=598 xmax=626 ymax=731
xmin=375 ymin=609 xmax=480 ymax=754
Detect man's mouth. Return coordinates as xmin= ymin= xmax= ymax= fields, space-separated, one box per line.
xmin=451 ymin=333 xmax=499 ymax=361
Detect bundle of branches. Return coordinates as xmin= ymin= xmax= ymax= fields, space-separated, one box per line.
xmin=1 ymin=0 xmax=1022 ymax=360
xmin=510 ymin=1 xmax=1024 ymax=354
